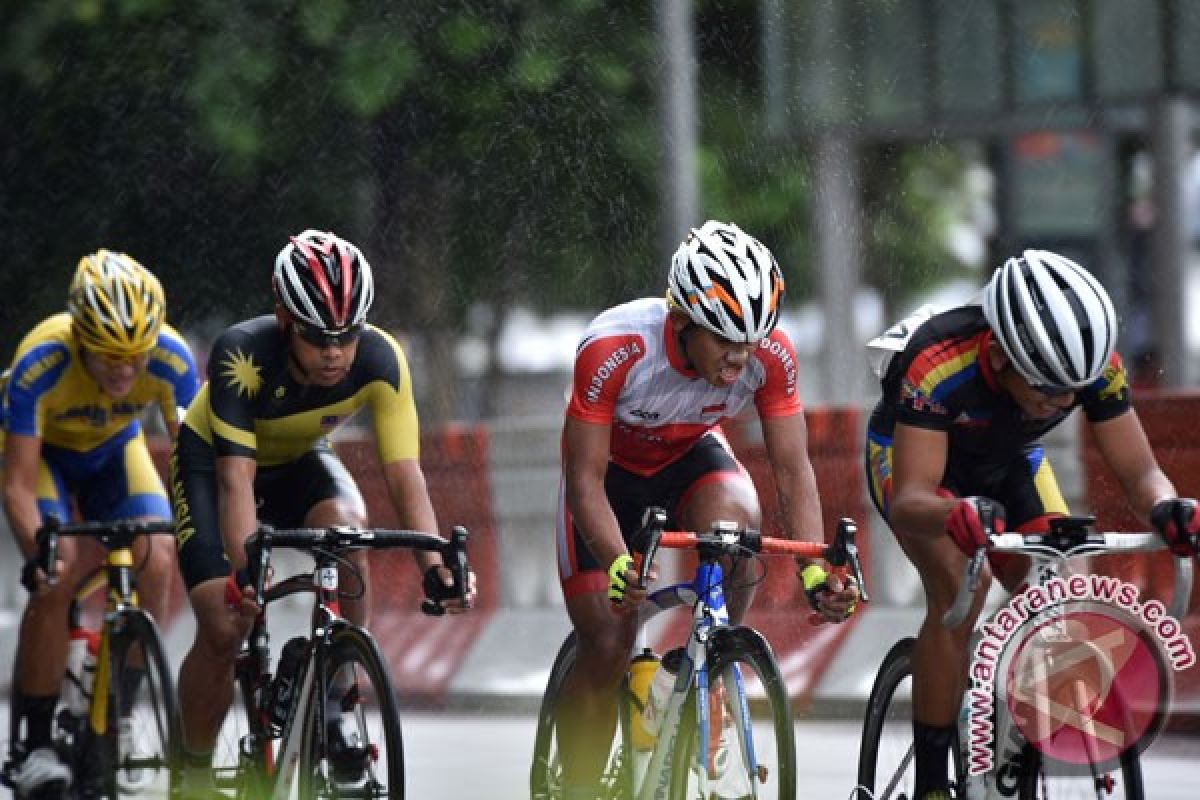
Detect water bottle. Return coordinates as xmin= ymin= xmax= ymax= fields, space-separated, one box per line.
xmin=63 ymin=626 xmax=98 ymax=717
xmin=627 ymin=648 xmax=659 ymax=751
xmin=642 ymin=647 xmax=685 ymax=739
xmin=267 ymin=637 xmax=308 ymax=733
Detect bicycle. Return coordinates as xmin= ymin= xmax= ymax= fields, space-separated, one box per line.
xmin=206 ymin=522 xmax=470 ymax=800
xmin=530 ymin=506 xmax=868 ymax=800
xmin=856 ymin=515 xmax=1195 ymax=800
xmin=2 ymin=516 xmax=181 ymax=800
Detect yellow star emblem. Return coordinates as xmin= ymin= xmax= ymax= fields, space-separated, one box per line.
xmin=219 ymin=348 xmax=262 ymax=399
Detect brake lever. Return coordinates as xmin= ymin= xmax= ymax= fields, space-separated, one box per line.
xmin=825 ymin=517 xmax=869 ymax=604
xmin=38 ymin=515 xmax=62 ymax=588
xmin=422 ymin=525 xmax=471 ymax=617
xmin=632 ymin=507 xmax=668 ymax=591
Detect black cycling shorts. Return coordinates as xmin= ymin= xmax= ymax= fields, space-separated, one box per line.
xmin=556 ymin=432 xmax=751 ymax=599
xmin=171 ymin=426 xmax=363 ymax=590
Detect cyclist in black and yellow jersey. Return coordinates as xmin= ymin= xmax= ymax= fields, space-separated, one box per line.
xmin=2 ymin=251 xmax=199 ymax=798
xmin=171 ymin=229 xmax=476 ymax=793
xmin=865 ymin=250 xmax=1200 ymax=800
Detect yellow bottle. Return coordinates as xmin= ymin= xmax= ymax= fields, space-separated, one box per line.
xmin=627 ymin=648 xmax=659 ymax=751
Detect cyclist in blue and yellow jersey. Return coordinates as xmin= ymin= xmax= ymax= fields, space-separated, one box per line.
xmin=171 ymin=230 xmax=477 ymax=795
xmin=2 ymin=251 xmax=199 ymax=798
xmin=865 ymin=250 xmax=1200 ymax=800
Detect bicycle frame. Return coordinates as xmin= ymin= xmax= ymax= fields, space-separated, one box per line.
xmin=236 ymin=556 xmax=350 ymax=800
xmin=628 ymin=558 xmax=737 ymax=799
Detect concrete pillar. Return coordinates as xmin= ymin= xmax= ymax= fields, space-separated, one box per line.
xmin=657 ymin=0 xmax=699 ymax=254
xmin=1150 ymin=96 xmax=1191 ymax=388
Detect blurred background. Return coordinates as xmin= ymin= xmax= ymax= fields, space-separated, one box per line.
xmin=3 ymin=0 xmax=1200 ymax=790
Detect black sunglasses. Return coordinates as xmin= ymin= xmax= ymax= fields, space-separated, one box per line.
xmin=1030 ymin=383 xmax=1075 ymax=397
xmin=292 ymin=321 xmax=363 ymax=348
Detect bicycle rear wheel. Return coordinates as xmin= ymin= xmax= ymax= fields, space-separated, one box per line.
xmin=298 ymin=625 xmax=404 ymax=799
xmin=106 ymin=609 xmax=179 ymax=799
xmin=669 ymin=627 xmax=795 ymax=800
xmin=856 ymin=637 xmax=964 ymax=800
xmin=1017 ymin=744 xmax=1143 ymax=799
xmin=530 ymin=632 xmax=634 ymax=800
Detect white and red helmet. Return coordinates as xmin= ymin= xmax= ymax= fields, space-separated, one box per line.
xmin=667 ymin=220 xmax=785 ymax=342
xmin=273 ymin=230 xmax=374 ymax=334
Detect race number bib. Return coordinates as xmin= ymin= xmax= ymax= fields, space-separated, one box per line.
xmin=865 ymin=304 xmax=939 ymax=379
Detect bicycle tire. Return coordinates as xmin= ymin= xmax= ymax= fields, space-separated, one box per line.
xmin=210 ymin=658 xmax=260 ymax=799
xmin=298 ymin=624 xmax=404 ymax=799
xmin=105 ymin=609 xmax=180 ymax=800
xmin=529 ymin=632 xmax=633 ymax=800
xmin=856 ymin=637 xmax=965 ymax=800
xmin=1016 ymin=742 xmax=1143 ymax=799
xmin=669 ymin=626 xmax=795 ymax=800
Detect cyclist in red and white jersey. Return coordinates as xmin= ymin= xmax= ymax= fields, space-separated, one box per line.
xmin=554 ymin=220 xmax=859 ymax=798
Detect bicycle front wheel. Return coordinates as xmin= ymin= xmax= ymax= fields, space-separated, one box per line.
xmin=529 ymin=632 xmax=633 ymax=800
xmin=670 ymin=626 xmax=795 ymax=800
xmin=1017 ymin=743 xmax=1143 ymax=800
xmin=298 ymin=625 xmax=404 ymax=799
xmin=106 ymin=609 xmax=179 ymax=799
xmin=856 ymin=637 xmax=964 ymax=800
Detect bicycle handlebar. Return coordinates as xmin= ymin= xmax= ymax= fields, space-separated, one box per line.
xmin=243 ymin=523 xmax=471 ymax=615
xmin=34 ymin=516 xmax=176 ymax=586
xmin=629 ymin=506 xmax=870 ymax=603
xmin=943 ymin=515 xmax=1195 ymax=627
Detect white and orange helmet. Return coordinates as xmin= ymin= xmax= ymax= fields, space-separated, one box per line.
xmin=667 ymin=220 xmax=785 ymax=343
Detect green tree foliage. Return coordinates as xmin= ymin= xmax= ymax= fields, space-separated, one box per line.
xmin=1 ymin=0 xmax=966 ymax=418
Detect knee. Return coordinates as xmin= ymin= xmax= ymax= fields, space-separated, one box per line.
xmin=575 ymin=631 xmax=635 ymax=688
xmin=139 ymin=537 xmax=177 ymax=579
xmin=193 ymin=618 xmax=246 ymax=664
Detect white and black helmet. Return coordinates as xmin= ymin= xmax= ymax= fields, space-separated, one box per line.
xmin=982 ymin=250 xmax=1117 ymax=389
xmin=667 ymin=220 xmax=785 ymax=342
xmin=273 ymin=230 xmax=374 ymax=334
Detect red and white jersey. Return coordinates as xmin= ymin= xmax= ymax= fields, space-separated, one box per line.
xmin=566 ymin=298 xmax=803 ymax=475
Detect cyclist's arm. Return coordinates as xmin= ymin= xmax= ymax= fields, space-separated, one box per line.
xmin=563 ymin=415 xmax=626 ymax=571
xmin=216 ymin=453 xmax=258 ymax=573
xmin=2 ymin=432 xmax=43 ymax=558
xmin=1090 ymin=408 xmax=1178 ymax=518
xmin=888 ymin=421 xmax=957 ymax=540
xmin=760 ymin=411 xmax=823 ymax=564
xmin=381 ymin=457 xmax=441 ymax=573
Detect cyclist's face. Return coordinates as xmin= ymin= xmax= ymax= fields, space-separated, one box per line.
xmin=990 ymin=347 xmax=1076 ymax=419
xmin=677 ymin=321 xmax=757 ymax=388
xmin=287 ymin=326 xmax=360 ymax=387
xmin=83 ymin=350 xmax=150 ymax=398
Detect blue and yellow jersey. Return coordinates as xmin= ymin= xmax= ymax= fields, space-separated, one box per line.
xmin=181 ymin=315 xmax=420 ymax=467
xmin=867 ymin=305 xmax=1131 ymax=480
xmin=2 ymin=313 xmax=199 ymax=452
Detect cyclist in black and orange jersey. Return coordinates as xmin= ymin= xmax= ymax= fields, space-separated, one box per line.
xmin=2 ymin=251 xmax=199 ymax=798
xmin=171 ymin=229 xmax=477 ymax=793
xmin=555 ymin=221 xmax=860 ymax=799
xmin=865 ymin=250 xmax=1200 ymax=800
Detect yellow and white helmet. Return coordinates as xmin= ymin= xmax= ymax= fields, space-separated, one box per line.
xmin=67 ymin=250 xmax=166 ymax=356
xmin=667 ymin=220 xmax=785 ymax=343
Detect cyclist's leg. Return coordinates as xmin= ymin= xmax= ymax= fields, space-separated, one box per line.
xmin=94 ymin=429 xmax=178 ymax=625
xmin=9 ymin=454 xmax=86 ymax=788
xmin=672 ymin=434 xmax=760 ymax=625
xmin=868 ymin=435 xmax=988 ymax=799
xmin=270 ymin=447 xmax=368 ymax=624
xmin=171 ymin=433 xmax=248 ymax=780
xmin=553 ymin=469 xmax=645 ymax=797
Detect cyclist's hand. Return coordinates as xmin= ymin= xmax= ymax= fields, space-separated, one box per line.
xmin=422 ymin=564 xmax=477 ymax=614
xmin=800 ymin=564 xmax=859 ymax=625
xmin=224 ymin=571 xmax=261 ymax=624
xmin=20 ymin=555 xmax=63 ymax=595
xmin=945 ymin=496 xmax=1005 ymax=556
xmin=607 ymin=554 xmax=655 ymax=615
xmin=1151 ymin=497 xmax=1200 ymax=557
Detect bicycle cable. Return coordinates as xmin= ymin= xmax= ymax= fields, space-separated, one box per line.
xmin=310 ymin=546 xmax=368 ymax=600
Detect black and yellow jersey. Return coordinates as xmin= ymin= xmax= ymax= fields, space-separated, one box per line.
xmin=867 ymin=305 xmax=1131 ymax=478
xmin=2 ymin=313 xmax=198 ymax=452
xmin=181 ymin=315 xmax=420 ymax=467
